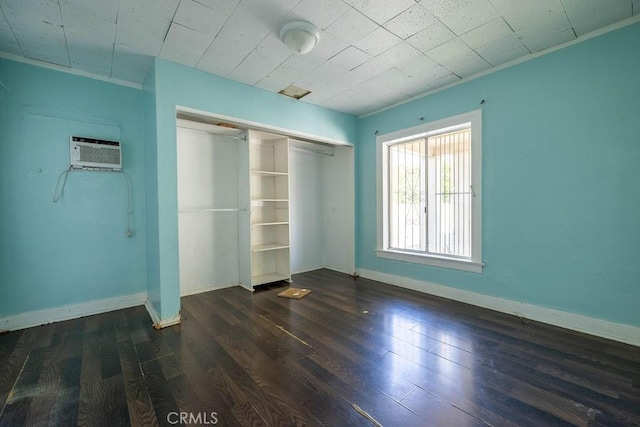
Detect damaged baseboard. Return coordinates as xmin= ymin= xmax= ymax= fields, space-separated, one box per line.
xmin=0 ymin=292 xmax=147 ymax=332
xmin=358 ymin=269 xmax=640 ymax=347
xmin=144 ymin=300 xmax=181 ymax=329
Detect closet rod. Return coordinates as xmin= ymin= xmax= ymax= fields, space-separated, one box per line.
xmin=177 ymin=125 xmax=246 ymax=140
xmin=289 ymin=146 xmax=334 ymax=157
xmin=179 ymin=208 xmax=247 ymax=213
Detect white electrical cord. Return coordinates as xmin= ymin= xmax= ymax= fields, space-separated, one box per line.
xmin=53 ymin=168 xmax=134 ymax=237
xmin=52 ymin=167 xmax=73 ymax=202
xmin=121 ymin=171 xmax=133 ymax=237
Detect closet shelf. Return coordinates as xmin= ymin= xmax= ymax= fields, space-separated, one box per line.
xmin=251 ymin=221 xmax=289 ymax=226
xmin=251 ymin=170 xmax=288 ymax=176
xmin=252 ymin=272 xmax=290 ymax=286
xmin=251 ymin=199 xmax=289 ymax=203
xmin=252 ymin=243 xmax=289 ymax=252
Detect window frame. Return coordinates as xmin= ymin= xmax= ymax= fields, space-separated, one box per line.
xmin=376 ymin=110 xmax=483 ymax=273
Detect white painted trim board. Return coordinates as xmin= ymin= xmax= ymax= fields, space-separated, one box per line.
xmin=0 ymin=292 xmax=147 ymax=332
xmin=358 ymin=269 xmax=640 ymax=347
xmin=144 ymin=300 xmax=181 ymax=329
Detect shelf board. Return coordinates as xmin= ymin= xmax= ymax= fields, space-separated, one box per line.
xmin=251 ymin=221 xmax=289 ymax=226
xmin=251 ymin=199 xmax=289 ymax=203
xmin=252 ymin=243 xmax=290 ymax=252
xmin=252 ymin=272 xmax=290 ymax=286
xmin=251 ymin=170 xmax=288 ymax=176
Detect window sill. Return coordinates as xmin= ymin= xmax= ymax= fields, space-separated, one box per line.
xmin=376 ymin=249 xmax=483 ymax=273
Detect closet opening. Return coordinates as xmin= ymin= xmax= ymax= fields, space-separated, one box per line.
xmin=176 ymin=110 xmax=354 ymax=295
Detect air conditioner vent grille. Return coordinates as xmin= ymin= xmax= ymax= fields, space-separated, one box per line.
xmin=78 ymin=144 xmax=121 ymax=165
xmin=70 ymin=136 xmax=122 ymax=171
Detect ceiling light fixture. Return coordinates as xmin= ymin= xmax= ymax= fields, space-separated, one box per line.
xmin=279 ymin=20 xmax=319 ymax=55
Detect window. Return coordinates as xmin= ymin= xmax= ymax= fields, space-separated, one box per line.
xmin=377 ymin=110 xmax=482 ymax=273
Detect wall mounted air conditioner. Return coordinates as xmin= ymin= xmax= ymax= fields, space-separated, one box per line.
xmin=70 ymin=136 xmax=122 ymax=171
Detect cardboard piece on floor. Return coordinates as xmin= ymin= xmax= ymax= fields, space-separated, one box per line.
xmin=277 ymin=287 xmax=311 ymax=299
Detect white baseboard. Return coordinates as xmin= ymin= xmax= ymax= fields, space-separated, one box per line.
xmin=358 ymin=269 xmax=640 ymax=347
xmin=0 ymin=292 xmax=147 ymax=332
xmin=180 ymin=282 xmax=238 ymax=297
xmin=144 ymin=300 xmax=181 ymax=329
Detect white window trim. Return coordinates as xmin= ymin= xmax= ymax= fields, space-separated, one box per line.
xmin=376 ymin=109 xmax=483 ymax=273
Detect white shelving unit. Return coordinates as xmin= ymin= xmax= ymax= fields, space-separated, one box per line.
xmin=246 ymin=130 xmax=291 ymax=287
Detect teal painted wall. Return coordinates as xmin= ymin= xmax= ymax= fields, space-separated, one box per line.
xmin=0 ymin=59 xmax=147 ymax=317
xmin=148 ymin=58 xmax=357 ymax=321
xmin=143 ymin=61 xmax=161 ymax=317
xmin=356 ymin=22 xmax=640 ymax=327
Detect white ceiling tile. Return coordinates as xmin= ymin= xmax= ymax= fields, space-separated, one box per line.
xmin=23 ymin=48 xmax=71 ymax=67
xmin=354 ymin=27 xmax=401 ymax=57
xmin=407 ymin=64 xmax=452 ymax=85
xmin=406 ymin=21 xmax=456 ymax=53
xmin=460 ymin=18 xmax=512 ymax=49
xmin=0 ymin=8 xmax=12 ymax=29
xmin=476 ymin=37 xmax=529 ymax=66
xmin=325 ymin=8 xmax=378 ymax=43
xmin=312 ymin=31 xmax=348 ymax=60
xmin=563 ymin=0 xmax=631 ymax=36
xmin=516 ymin=11 xmax=572 ymax=40
xmin=196 ymin=41 xmax=250 ymax=77
xmin=159 ymin=23 xmax=214 ymax=67
xmin=117 ymin=4 xmax=171 ymax=40
xmin=173 ymin=0 xmax=228 ymax=36
xmin=441 ymin=51 xmax=491 ymax=77
xmin=426 ymin=37 xmax=491 ymax=77
xmin=301 ymin=72 xmax=365 ymax=103
xmin=2 ymin=0 xmax=62 ymax=26
xmin=520 ymin=28 xmax=576 ymax=52
xmin=192 ymin=0 xmax=240 ymax=16
xmin=13 ymin=23 xmax=66 ymax=52
xmin=319 ymin=91 xmax=365 ymax=115
xmin=430 ymin=73 xmax=462 ymax=87
xmin=291 ymin=0 xmax=350 ymax=30
xmin=228 ymin=34 xmax=292 ymax=85
xmin=365 ymin=67 xmax=410 ymax=90
xmin=490 ymin=0 xmax=565 ymax=31
xmin=294 ymin=60 xmax=349 ymax=90
xmin=234 ymin=0 xmax=297 ymax=29
xmin=328 ymin=46 xmax=371 ymax=71
xmin=426 ymin=38 xmax=474 ymax=63
xmin=395 ymin=53 xmax=439 ymax=76
xmin=112 ymin=45 xmax=154 ymax=82
xmin=345 ymin=0 xmax=415 ymax=25
xmin=516 ymin=12 xmax=574 ymax=51
xmin=68 ymin=51 xmax=112 ymax=77
xmin=425 ymin=0 xmax=499 ymax=35
xmin=350 ymin=56 xmax=394 ymax=83
xmin=391 ymin=75 xmax=434 ymax=97
xmin=384 ymin=4 xmax=439 ymax=40
xmin=195 ymin=9 xmax=271 ymax=76
xmin=474 ymin=33 xmax=529 ymax=64
xmin=59 ymin=0 xmax=119 ymax=23
xmin=268 ymin=53 xmax=324 ymax=83
xmin=118 ymin=0 xmax=180 ymax=19
xmin=0 ymin=27 xmax=22 ymax=55
xmin=60 ymin=4 xmax=116 ymax=42
xmin=65 ymin=27 xmax=113 ymax=52
xmin=255 ymin=75 xmax=290 ymax=92
xmin=115 ymin=25 xmax=164 ymax=56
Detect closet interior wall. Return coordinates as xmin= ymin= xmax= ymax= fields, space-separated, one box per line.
xmin=289 ymin=143 xmax=355 ymax=275
xmin=176 ymin=124 xmax=243 ymax=296
xmin=176 ymin=117 xmax=355 ymax=295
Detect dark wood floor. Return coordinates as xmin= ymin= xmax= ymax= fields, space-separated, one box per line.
xmin=1 ymin=269 xmax=639 ymax=426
